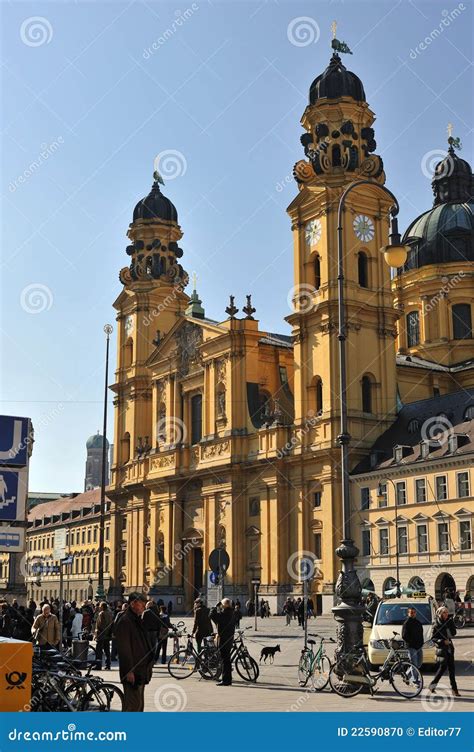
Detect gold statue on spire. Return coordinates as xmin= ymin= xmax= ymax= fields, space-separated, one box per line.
xmin=447 ymin=123 xmax=454 ymax=139
xmin=331 ymin=20 xmax=337 ymax=39
xmin=192 ymin=271 xmax=198 ymax=290
xmin=447 ymin=123 xmax=462 ymax=150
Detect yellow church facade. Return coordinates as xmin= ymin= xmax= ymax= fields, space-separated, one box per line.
xmin=106 ymin=48 xmax=474 ymax=612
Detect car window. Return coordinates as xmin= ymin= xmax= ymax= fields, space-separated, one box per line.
xmin=376 ymin=603 xmax=432 ymax=625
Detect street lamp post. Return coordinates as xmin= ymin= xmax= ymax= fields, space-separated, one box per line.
xmin=96 ymin=324 xmax=113 ymax=602
xmin=332 ymin=180 xmax=408 ymax=656
xmin=377 ymin=479 xmax=401 ymax=597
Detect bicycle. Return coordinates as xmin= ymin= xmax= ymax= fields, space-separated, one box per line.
xmin=229 ymin=626 xmax=259 ymax=682
xmin=329 ymin=632 xmax=423 ymax=699
xmin=167 ymin=634 xmax=221 ymax=681
xmin=298 ymin=634 xmax=335 ymax=690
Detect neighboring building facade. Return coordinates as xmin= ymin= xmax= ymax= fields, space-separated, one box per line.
xmin=24 ymin=489 xmax=113 ymax=604
xmin=100 ymin=46 xmax=474 ymax=612
xmin=84 ymin=432 xmax=110 ymax=491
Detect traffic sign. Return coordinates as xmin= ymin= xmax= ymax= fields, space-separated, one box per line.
xmin=251 ymin=577 xmax=261 ymax=585
xmin=208 ymin=547 xmax=230 ymax=574
xmin=210 ymin=571 xmax=219 ymax=585
xmin=0 ymin=526 xmax=24 ymax=552
xmin=0 ymin=416 xmax=31 ymax=467
xmin=53 ymin=528 xmax=67 ymax=560
xmin=0 ymin=469 xmax=27 ymax=521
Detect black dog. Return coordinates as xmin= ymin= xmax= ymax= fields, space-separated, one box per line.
xmin=259 ymin=645 xmax=281 ymax=663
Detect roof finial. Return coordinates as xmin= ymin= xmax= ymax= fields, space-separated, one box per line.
xmin=153 ymin=156 xmax=165 ymax=186
xmin=331 ymin=21 xmax=353 ymax=54
xmin=225 ymin=295 xmax=239 ymax=320
xmin=447 ymin=123 xmax=462 ymax=151
xmin=192 ymin=271 xmax=198 ymax=290
xmin=243 ymin=294 xmax=256 ymax=320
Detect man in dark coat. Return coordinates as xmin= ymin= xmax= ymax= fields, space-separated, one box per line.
xmin=210 ymin=598 xmax=236 ymax=686
xmin=402 ymin=606 xmax=424 ymax=669
xmin=192 ymin=598 xmax=213 ymax=652
xmin=429 ymin=606 xmax=460 ymax=697
xmin=114 ymin=593 xmax=155 ymax=711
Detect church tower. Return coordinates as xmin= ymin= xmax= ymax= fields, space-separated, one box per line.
xmin=110 ymin=172 xmax=189 ymax=474
xmin=287 ymin=42 xmax=400 ymax=461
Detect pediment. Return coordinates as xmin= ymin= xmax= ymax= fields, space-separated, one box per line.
xmin=146 ymin=316 xmax=224 ymax=374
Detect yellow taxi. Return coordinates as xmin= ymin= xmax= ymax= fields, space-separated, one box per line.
xmin=367 ymin=593 xmax=437 ymax=668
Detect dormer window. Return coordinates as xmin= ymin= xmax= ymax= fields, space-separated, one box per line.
xmin=464 ymin=405 xmax=474 ymax=420
xmin=407 ymin=418 xmax=420 ymax=434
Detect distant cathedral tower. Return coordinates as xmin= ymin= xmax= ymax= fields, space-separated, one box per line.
xmin=84 ymin=431 xmax=110 ymax=491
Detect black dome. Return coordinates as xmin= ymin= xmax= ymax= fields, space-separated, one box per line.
xmin=133 ymin=180 xmax=178 ymax=223
xmin=309 ymin=53 xmax=366 ymax=105
xmin=401 ymin=148 xmax=473 ymax=272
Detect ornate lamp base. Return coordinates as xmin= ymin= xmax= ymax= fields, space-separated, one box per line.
xmin=332 ymin=538 xmax=365 ymax=657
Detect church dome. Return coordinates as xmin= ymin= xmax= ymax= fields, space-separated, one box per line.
xmin=309 ymin=53 xmax=366 ymax=105
xmin=402 ymin=148 xmax=474 ymax=272
xmin=133 ymin=179 xmax=178 ymax=223
xmin=86 ymin=432 xmax=109 ymax=450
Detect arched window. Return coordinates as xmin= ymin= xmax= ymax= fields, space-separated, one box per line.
xmin=332 ymin=144 xmax=341 ymax=167
xmin=121 ymin=432 xmax=130 ymax=464
xmin=452 ymin=303 xmax=472 ymax=339
xmin=124 ymin=338 xmax=133 ymax=368
xmin=258 ymin=391 xmax=272 ymax=424
xmin=464 ymin=405 xmax=474 ymax=420
xmin=361 ymin=375 xmax=373 ymax=413
xmin=358 ymin=252 xmax=368 ymax=288
xmin=315 ymin=378 xmax=323 ymax=415
xmin=406 ymin=310 xmax=420 ymax=347
xmin=314 ymin=256 xmax=321 ymax=290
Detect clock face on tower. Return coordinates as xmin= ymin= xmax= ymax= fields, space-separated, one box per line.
xmin=353 ymin=215 xmax=375 ymax=242
xmin=305 ymin=218 xmax=322 ymax=247
xmin=124 ymin=315 xmax=134 ymax=336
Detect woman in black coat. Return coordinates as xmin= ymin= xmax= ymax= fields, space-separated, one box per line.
xmin=192 ymin=599 xmax=213 ymax=652
xmin=429 ymin=606 xmax=460 ymax=696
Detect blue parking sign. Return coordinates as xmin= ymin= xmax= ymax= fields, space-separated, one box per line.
xmin=0 ymin=469 xmax=27 ymax=521
xmin=0 ymin=416 xmax=31 ymax=467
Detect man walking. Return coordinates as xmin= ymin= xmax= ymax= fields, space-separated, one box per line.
xmin=114 ymin=593 xmax=155 ymax=711
xmin=94 ymin=601 xmax=114 ymax=670
xmin=429 ymin=606 xmax=460 ymax=697
xmin=210 ymin=598 xmax=236 ymax=687
xmin=402 ymin=606 xmax=424 ymax=677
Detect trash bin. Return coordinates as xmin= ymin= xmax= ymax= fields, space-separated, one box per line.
xmin=71 ymin=639 xmax=89 ymax=665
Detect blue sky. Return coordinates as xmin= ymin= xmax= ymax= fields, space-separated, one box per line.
xmin=1 ymin=0 xmax=472 ymax=492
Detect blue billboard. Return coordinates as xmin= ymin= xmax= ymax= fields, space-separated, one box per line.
xmin=0 ymin=416 xmax=31 ymax=467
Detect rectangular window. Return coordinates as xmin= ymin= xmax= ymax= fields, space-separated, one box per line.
xmin=105 ymin=525 xmax=110 ymax=541
xmin=93 ymin=527 xmax=98 ymax=543
xmin=460 ymin=520 xmax=472 ymax=550
xmin=121 ymin=548 xmax=127 ymax=567
xmin=397 ymin=525 xmax=408 ymax=554
xmin=249 ymin=497 xmax=260 ymax=516
xmin=379 ymin=528 xmax=389 ymax=556
xmin=407 ymin=310 xmax=420 ymax=347
xmin=415 ymin=478 xmax=426 ymax=503
xmin=313 ymin=491 xmax=322 ymax=508
xmin=457 ymin=471 xmax=470 ymax=498
xmin=314 ymin=533 xmax=322 ymax=560
xmin=436 ymin=475 xmax=448 ymax=501
xmin=105 ymin=555 xmax=109 ymax=572
xmin=361 ymin=529 xmax=371 ymax=557
xmin=360 ymin=487 xmax=370 ymax=510
xmin=191 ymin=393 xmax=203 ymax=445
xmin=378 ymin=483 xmax=388 ymax=507
xmin=395 ymin=481 xmax=407 ymax=505
xmin=122 ymin=516 xmax=127 ymax=530
xmin=417 ymin=524 xmax=428 ymax=553
xmin=87 ymin=529 xmax=91 ymax=543
xmin=438 ymin=522 xmax=449 ymax=551
xmin=81 ymin=530 xmax=86 ymax=544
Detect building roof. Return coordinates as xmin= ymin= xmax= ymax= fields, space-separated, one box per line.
xmin=86 ymin=431 xmax=109 ymax=450
xmin=309 ymin=52 xmax=366 ymax=104
xmin=260 ymin=332 xmax=293 ymax=348
xmin=396 ymin=353 xmax=474 ymax=372
xmin=352 ymin=388 xmax=474 ymax=474
xmin=27 ymin=488 xmax=111 ymax=526
xmin=133 ymin=178 xmax=178 ymax=223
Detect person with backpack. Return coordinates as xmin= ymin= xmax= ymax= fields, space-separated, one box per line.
xmin=429 ymin=606 xmax=460 ymax=697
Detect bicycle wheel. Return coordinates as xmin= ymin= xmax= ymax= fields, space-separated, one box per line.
xmin=389 ymin=661 xmax=423 ymax=698
xmin=198 ymin=649 xmax=222 ymax=680
xmin=85 ymin=682 xmax=124 ymax=711
xmin=235 ymin=652 xmax=259 ymax=682
xmin=297 ymin=649 xmax=312 ymax=686
xmin=328 ymin=664 xmax=363 ymax=697
xmin=311 ymin=655 xmax=332 ymax=691
xmin=167 ymin=648 xmax=197 ymax=679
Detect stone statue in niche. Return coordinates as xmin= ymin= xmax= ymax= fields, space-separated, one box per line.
xmin=217 ymin=389 xmax=226 ymax=417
